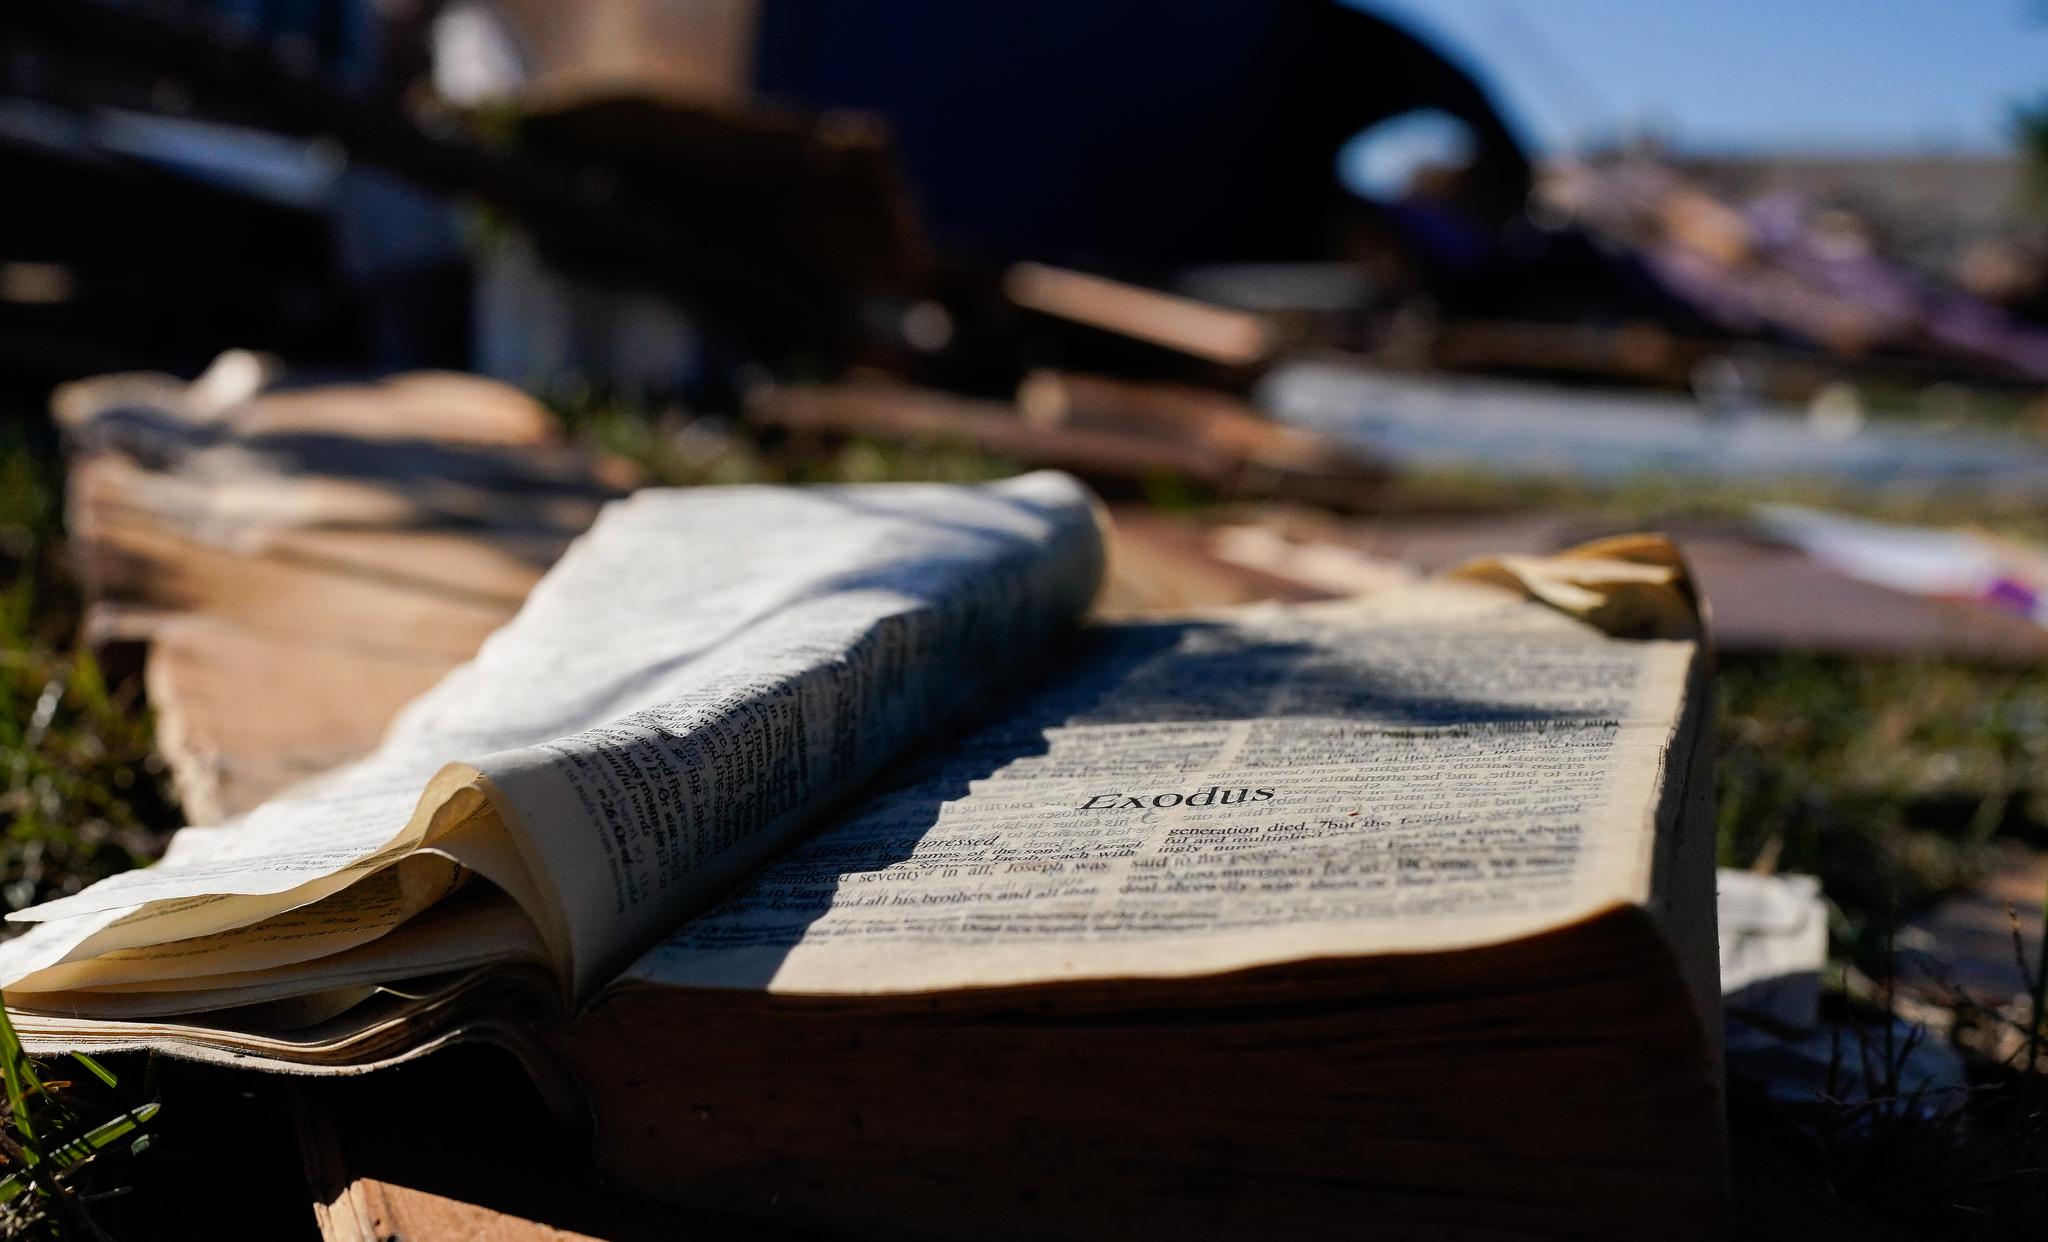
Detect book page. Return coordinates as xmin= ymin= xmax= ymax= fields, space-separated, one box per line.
xmin=7 ymin=891 xmax=549 ymax=1021
xmin=2 ymin=855 xmax=466 ymax=994
xmin=453 ymin=474 xmax=1106 ymax=997
xmin=622 ymin=580 xmax=1699 ymax=995
xmin=1 ymin=473 xmax=1105 ymax=1010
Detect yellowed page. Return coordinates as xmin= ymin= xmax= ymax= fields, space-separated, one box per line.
xmin=4 ymin=856 xmax=465 ymax=994
xmin=6 ymin=891 xmax=548 ymax=1021
xmin=458 ymin=472 xmax=1106 ymax=998
xmin=0 ymin=767 xmax=494 ymax=991
xmin=623 ymin=581 xmax=1698 ymax=995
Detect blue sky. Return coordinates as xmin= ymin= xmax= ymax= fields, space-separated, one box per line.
xmin=1357 ymin=0 xmax=2048 ymax=156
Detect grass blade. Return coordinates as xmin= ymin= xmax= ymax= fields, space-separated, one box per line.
xmin=0 ymin=1102 xmax=158 ymax=1206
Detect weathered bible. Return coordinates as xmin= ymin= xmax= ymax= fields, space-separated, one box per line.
xmin=1 ymin=471 xmax=1723 ymax=1239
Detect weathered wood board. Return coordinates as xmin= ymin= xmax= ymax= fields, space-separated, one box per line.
xmin=56 ymin=360 xmax=621 ymax=823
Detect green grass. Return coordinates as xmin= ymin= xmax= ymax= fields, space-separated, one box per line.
xmin=0 ymin=432 xmax=175 ymax=914
xmin=1717 ymin=653 xmax=2048 ymax=965
xmin=0 ymin=1006 xmax=157 ymax=1238
xmin=0 ymin=430 xmax=173 ymax=1237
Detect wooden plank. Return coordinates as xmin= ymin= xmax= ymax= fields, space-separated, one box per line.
xmin=53 ymin=364 xmax=561 ymax=446
xmin=1099 ymin=507 xmax=1331 ymax=615
xmin=1003 ymin=262 xmax=1276 ymax=369
xmin=144 ymin=616 xmax=461 ymax=822
xmin=1683 ymin=533 xmax=2048 ymax=661
xmin=77 ymin=513 xmax=525 ymax=659
xmin=291 ymin=1051 xmax=805 ymax=1242
xmin=751 ymin=374 xmax=1383 ymax=507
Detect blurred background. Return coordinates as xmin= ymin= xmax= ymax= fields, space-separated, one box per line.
xmin=4 ymin=2 xmax=2048 ymax=1237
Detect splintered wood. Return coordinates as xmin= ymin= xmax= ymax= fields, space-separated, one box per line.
xmin=748 ymin=372 xmax=1385 ymax=509
xmin=53 ymin=356 xmax=633 ymax=823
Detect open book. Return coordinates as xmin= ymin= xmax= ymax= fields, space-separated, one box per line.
xmin=3 ymin=472 xmax=1723 ymax=1239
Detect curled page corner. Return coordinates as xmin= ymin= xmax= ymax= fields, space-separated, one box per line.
xmin=1444 ymin=533 xmax=1703 ymax=641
